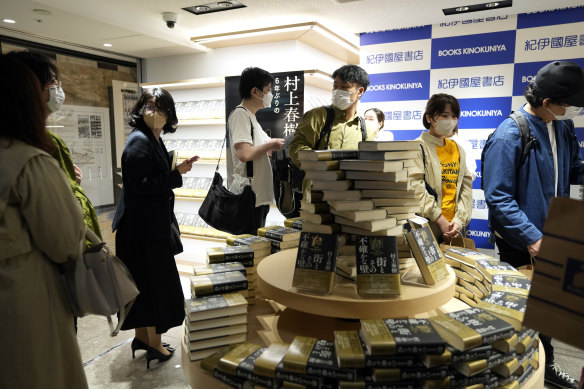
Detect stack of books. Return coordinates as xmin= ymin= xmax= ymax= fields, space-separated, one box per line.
xmin=183 ymin=291 xmax=248 ymax=361
xmin=297 ymin=149 xmax=360 ymax=235
xmin=283 ymin=217 xmax=303 ymax=230
xmin=192 ymin=261 xmax=257 ymax=303
xmin=257 ymin=225 xmax=301 ymax=253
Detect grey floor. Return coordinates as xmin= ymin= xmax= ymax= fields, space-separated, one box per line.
xmin=78 ymin=208 xmax=583 ymax=388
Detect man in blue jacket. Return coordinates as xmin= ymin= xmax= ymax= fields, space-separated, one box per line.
xmin=483 ymin=61 xmax=584 ymax=389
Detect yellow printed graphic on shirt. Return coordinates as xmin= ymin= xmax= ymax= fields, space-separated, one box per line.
xmin=436 ymin=139 xmax=460 ymax=222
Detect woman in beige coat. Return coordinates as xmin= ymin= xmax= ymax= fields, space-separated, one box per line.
xmin=0 ymin=55 xmax=88 ymax=388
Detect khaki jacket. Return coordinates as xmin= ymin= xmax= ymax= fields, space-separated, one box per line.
xmin=0 ymin=138 xmax=88 ymax=389
xmin=410 ymin=131 xmax=473 ymax=234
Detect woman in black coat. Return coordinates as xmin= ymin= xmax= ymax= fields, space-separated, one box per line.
xmin=112 ymin=88 xmax=197 ymax=368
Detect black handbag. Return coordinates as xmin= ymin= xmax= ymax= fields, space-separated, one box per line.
xmin=199 ymin=109 xmax=257 ymax=235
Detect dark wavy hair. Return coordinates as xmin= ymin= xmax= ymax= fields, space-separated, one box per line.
xmin=6 ymin=50 xmax=59 ymax=89
xmin=239 ymin=67 xmax=274 ymax=99
xmin=332 ymin=65 xmax=370 ymax=90
xmin=128 ymin=88 xmax=178 ymax=134
xmin=0 ymin=55 xmax=53 ymax=153
xmin=524 ymin=83 xmax=563 ymax=108
xmin=365 ymin=108 xmax=385 ymax=129
xmin=423 ymin=93 xmax=461 ymax=129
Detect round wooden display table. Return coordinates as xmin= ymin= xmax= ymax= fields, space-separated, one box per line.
xmin=256 ymin=248 xmax=456 ymax=319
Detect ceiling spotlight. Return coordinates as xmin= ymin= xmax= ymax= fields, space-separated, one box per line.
xmin=2 ymin=18 xmax=16 ymax=24
xmin=217 ymin=1 xmax=234 ymax=7
xmin=103 ymin=43 xmax=113 ymax=47
xmin=194 ymin=6 xmax=210 ymax=12
xmin=443 ymin=0 xmax=511 ymax=15
xmin=183 ymin=1 xmax=246 ymax=15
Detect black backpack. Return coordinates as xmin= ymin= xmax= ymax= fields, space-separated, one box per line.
xmin=272 ymin=105 xmax=367 ymax=218
xmin=480 ymin=111 xmax=539 ymax=191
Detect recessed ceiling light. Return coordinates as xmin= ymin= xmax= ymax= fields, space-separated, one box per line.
xmin=217 ymin=1 xmax=234 ymax=7
xmin=103 ymin=43 xmax=113 ymax=47
xmin=2 ymin=18 xmax=16 ymax=24
xmin=183 ymin=1 xmax=246 ymax=15
xmin=443 ymin=0 xmax=511 ymax=15
xmin=194 ymin=6 xmax=210 ymax=12
xmin=33 ymin=9 xmax=53 ymax=16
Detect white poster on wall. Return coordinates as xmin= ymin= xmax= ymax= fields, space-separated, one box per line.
xmin=47 ymin=105 xmax=114 ymax=206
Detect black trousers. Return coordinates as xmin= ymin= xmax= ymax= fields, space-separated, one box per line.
xmin=495 ymin=236 xmax=554 ymax=364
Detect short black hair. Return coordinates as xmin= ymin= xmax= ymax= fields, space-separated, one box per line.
xmin=332 ymin=65 xmax=370 ymax=90
xmin=6 ymin=50 xmax=59 ymax=88
xmin=423 ymin=93 xmax=460 ymax=129
xmin=524 ymin=83 xmax=564 ymax=108
xmin=365 ymin=108 xmax=385 ymax=129
xmin=239 ymin=67 xmax=274 ymax=99
xmin=129 ymin=88 xmax=178 ymax=134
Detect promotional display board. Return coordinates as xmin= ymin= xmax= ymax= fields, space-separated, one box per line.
xmin=360 ymin=6 xmax=584 ymax=248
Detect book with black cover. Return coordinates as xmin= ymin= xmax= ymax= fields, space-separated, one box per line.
xmin=190 ymin=271 xmax=248 ymax=297
xmin=406 ymin=225 xmax=448 ymax=285
xmin=292 ymin=232 xmax=339 ymax=294
xmin=477 ymin=291 xmax=527 ymax=331
xmin=355 ymin=235 xmax=401 ymax=297
xmin=217 ymin=343 xmax=278 ymax=388
xmin=184 ymin=292 xmax=247 ymax=322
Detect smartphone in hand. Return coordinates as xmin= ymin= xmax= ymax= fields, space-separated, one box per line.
xmin=187 ymin=155 xmax=200 ymax=164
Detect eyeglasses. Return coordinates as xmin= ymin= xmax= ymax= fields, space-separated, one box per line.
xmin=143 ymin=104 xmax=168 ymax=115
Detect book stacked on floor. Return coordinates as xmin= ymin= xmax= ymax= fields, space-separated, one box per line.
xmin=183 ymin=292 xmax=248 ymax=361
xmin=257 ymin=225 xmax=301 ymax=253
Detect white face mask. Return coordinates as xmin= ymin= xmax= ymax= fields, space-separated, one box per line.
xmin=547 ymin=105 xmax=582 ymax=121
xmin=144 ymin=112 xmax=167 ymax=131
xmin=47 ymin=85 xmax=65 ymax=113
xmin=433 ymin=118 xmax=458 ymax=136
xmin=257 ymin=90 xmax=273 ymax=109
xmin=331 ymin=89 xmax=357 ymax=110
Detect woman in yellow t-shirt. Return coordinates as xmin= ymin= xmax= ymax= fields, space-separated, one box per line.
xmin=411 ymin=94 xmax=473 ymax=242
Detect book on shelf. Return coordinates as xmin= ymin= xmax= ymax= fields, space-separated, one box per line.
xmin=299 ymin=210 xmax=335 ymax=224
xmin=311 ymin=179 xmax=353 ymax=191
xmin=421 ymin=345 xmax=493 ymax=368
xmin=300 ymin=200 xmax=330 ymax=213
xmin=193 ymin=262 xmax=246 ymax=277
xmin=406 ymin=225 xmax=449 ymax=285
xmin=455 ymin=283 xmax=476 ymax=300
xmin=303 ymin=190 xmax=324 ymax=203
xmin=335 ymin=215 xmax=397 ymax=233
xmin=488 ymin=349 xmax=519 ymax=371
xmin=360 ymin=318 xmax=445 ymax=355
xmin=475 ymin=259 xmax=519 ymax=283
xmin=474 ymin=279 xmax=490 ymax=296
xmin=226 ymin=234 xmax=272 ymax=251
xmin=184 ymin=332 xmax=248 ymax=352
xmin=297 ymin=149 xmax=359 ymax=161
xmin=380 ymin=205 xmax=422 ymax=214
xmin=428 ymin=307 xmax=516 ymax=351
xmin=292 ymin=232 xmax=339 ymax=294
xmin=459 ymin=293 xmax=478 ymax=307
xmin=304 ymin=169 xmax=345 ymax=181
xmin=207 ymin=245 xmax=270 ymax=266
xmin=460 ymin=263 xmax=485 ymax=282
xmin=514 ymin=349 xmax=536 ymax=377
xmin=491 ymin=274 xmax=530 ymax=297
xmin=299 ymin=160 xmax=340 ymax=171
xmin=358 ymin=150 xmax=420 ymax=161
xmin=257 ymin=226 xmax=302 ymax=242
xmin=217 ymin=343 xmax=277 ymax=388
xmin=284 ymin=217 xmax=304 ymax=230
xmin=185 ymin=323 xmax=248 ymax=342
xmin=336 ymin=255 xmax=356 ymax=280
xmin=371 ymin=198 xmax=420 ymax=207
xmin=358 ymin=140 xmax=421 ymax=151
xmin=301 ymin=221 xmax=341 ymax=234
xmin=458 ymin=278 xmax=485 ymax=299
xmin=185 ymin=292 xmax=247 ymax=322
xmin=353 ymin=180 xmax=411 ymax=191
xmin=355 ymin=235 xmax=401 ymax=297
xmin=334 ymin=331 xmax=365 ymax=368
xmin=361 ymin=189 xmax=417 ymax=199
xmin=477 ymin=291 xmax=527 ymax=331
xmin=190 ymin=271 xmax=248 ymax=297
xmin=345 ymin=170 xmax=408 ymax=182
xmin=453 ymin=267 xmax=476 ymax=283
xmin=322 ymin=190 xmax=362 ymax=201
xmin=341 ymin=224 xmax=404 ymax=237
xmin=281 ymin=336 xmax=358 ymax=381
xmin=328 ymin=199 xmax=375 ymax=211
xmin=330 ymin=208 xmax=387 ymax=222
xmin=339 ymin=159 xmax=404 ymax=172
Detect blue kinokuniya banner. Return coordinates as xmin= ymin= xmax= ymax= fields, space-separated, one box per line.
xmin=359 ymin=6 xmax=584 ymax=249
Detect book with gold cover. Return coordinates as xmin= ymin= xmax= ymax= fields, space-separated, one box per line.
xmin=371 ymin=365 xmax=449 ymax=382
xmin=207 ymin=245 xmax=269 ymax=267
xmin=333 ymin=331 xmax=365 ymax=368
xmin=185 ymin=292 xmax=247 ymax=322
xmin=491 ymin=274 xmax=531 ymax=296
xmin=355 ymin=235 xmax=401 ymax=297
xmin=217 ymin=343 xmax=277 ymax=388
xmin=199 ymin=345 xmax=245 ymax=383
xmin=515 ymin=328 xmax=538 ymax=354
xmin=253 ymin=342 xmax=289 ymax=379
xmin=429 ymin=307 xmax=515 ymax=351
xmin=226 ymin=234 xmax=272 ymax=251
xmin=257 ymin=226 xmax=301 ymax=242
xmin=292 ymin=232 xmax=339 ymax=294
xmin=442 ymin=247 xmax=496 ymax=267
xmin=282 ymin=336 xmax=358 ymax=381
xmin=190 ymin=271 xmax=248 ymax=297
xmin=477 ymin=291 xmax=527 ymax=331
xmin=193 ymin=262 xmax=246 ymax=277
xmin=421 ymin=345 xmax=492 ymax=368
xmin=284 ymin=217 xmax=303 ymax=230
xmin=359 ymin=318 xmax=445 ymax=355
xmin=406 ymin=225 xmax=449 ymax=285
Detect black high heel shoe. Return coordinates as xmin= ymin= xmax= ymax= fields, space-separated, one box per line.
xmin=146 ymin=347 xmax=174 ymax=369
xmin=131 ymin=339 xmax=175 ymax=358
